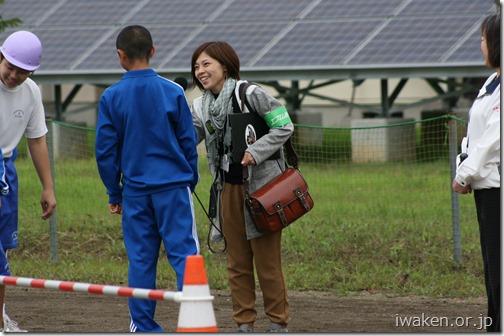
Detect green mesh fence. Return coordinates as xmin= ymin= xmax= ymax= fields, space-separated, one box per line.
xmin=16 ymin=115 xmax=474 ymax=263
xmin=37 ymin=115 xmax=467 ymax=168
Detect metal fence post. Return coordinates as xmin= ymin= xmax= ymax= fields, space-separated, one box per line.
xmin=448 ymin=114 xmax=462 ymax=265
xmin=46 ymin=119 xmax=58 ymax=263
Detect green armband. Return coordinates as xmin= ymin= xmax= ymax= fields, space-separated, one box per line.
xmin=263 ymin=106 xmax=291 ymax=128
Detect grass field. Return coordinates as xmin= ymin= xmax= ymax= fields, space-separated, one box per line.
xmin=10 ymin=156 xmax=483 ymax=298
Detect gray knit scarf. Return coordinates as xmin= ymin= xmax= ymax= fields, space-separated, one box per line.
xmin=202 ymin=78 xmax=236 ymax=175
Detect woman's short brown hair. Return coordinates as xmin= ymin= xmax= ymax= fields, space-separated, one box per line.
xmin=191 ymin=41 xmax=240 ymax=91
xmin=481 ymin=12 xmax=500 ymax=69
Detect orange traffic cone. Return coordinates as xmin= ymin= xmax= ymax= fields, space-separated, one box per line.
xmin=176 ymin=255 xmax=218 ymax=332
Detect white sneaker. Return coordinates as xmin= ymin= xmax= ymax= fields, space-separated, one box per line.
xmin=267 ymin=322 xmax=288 ymax=333
xmin=2 ymin=314 xmax=27 ymax=332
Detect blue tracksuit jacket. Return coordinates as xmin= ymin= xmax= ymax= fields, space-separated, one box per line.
xmin=95 ymin=69 xmax=198 ymax=202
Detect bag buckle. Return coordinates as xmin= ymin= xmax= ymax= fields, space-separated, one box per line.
xmin=295 ymin=188 xmax=311 ymax=211
xmin=274 ymin=202 xmax=287 ymax=227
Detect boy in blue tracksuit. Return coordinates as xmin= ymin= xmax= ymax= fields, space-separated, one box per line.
xmin=95 ymin=25 xmax=200 ymax=332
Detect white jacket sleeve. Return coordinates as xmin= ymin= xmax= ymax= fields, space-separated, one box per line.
xmin=456 ymin=111 xmax=500 ymax=185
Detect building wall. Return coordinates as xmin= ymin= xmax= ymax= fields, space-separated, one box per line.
xmin=40 ymin=77 xmax=473 ymax=128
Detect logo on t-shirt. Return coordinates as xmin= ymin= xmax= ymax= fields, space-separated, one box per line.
xmin=13 ymin=110 xmax=24 ymax=118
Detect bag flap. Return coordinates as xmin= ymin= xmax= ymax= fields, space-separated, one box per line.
xmin=249 ymin=169 xmax=309 ymax=214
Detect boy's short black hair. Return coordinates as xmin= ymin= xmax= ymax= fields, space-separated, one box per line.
xmin=116 ymin=25 xmax=153 ymax=61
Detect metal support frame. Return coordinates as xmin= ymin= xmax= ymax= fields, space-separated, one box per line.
xmin=257 ymin=77 xmax=475 ymax=118
xmin=50 ymin=78 xmax=477 ymax=122
xmin=380 ymin=79 xmax=389 ymax=117
xmin=52 ymin=84 xmax=84 ymax=121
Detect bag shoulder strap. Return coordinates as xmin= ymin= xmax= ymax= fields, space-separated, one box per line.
xmin=284 ymin=137 xmax=298 ymax=169
xmin=239 ymin=81 xmax=299 ymax=169
xmin=231 ymin=81 xmax=255 ymax=114
xmin=238 ymin=81 xmax=254 ymax=113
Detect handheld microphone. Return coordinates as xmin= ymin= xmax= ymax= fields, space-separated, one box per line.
xmin=458 ymin=153 xmax=468 ymax=166
xmin=174 ymin=76 xmax=188 ymax=91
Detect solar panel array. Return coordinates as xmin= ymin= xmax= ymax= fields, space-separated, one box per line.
xmin=0 ymin=0 xmax=496 ymax=80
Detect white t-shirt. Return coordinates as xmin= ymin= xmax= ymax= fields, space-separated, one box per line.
xmin=0 ymin=77 xmax=48 ymax=158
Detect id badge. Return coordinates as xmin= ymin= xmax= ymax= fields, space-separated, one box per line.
xmin=220 ymin=154 xmax=230 ymax=172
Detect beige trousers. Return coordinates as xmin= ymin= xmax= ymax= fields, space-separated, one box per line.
xmin=220 ymin=183 xmax=290 ymax=327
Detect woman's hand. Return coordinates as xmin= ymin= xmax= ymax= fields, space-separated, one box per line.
xmin=452 ymin=179 xmax=472 ymax=194
xmin=241 ymin=151 xmax=256 ymax=166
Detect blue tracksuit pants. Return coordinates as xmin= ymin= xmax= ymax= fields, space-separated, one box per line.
xmin=122 ymin=186 xmax=199 ymax=332
xmin=0 ymin=151 xmax=19 ymax=276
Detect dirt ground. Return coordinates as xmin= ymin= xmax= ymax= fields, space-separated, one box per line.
xmin=4 ymin=286 xmax=488 ymax=333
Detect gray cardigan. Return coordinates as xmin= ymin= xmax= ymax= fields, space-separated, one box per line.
xmin=192 ymin=80 xmax=294 ymax=239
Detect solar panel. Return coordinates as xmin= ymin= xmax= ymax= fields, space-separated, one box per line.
xmin=347 ymin=16 xmax=484 ymax=64
xmin=142 ymin=25 xmax=201 ymax=69
xmin=28 ymin=28 xmax=110 ymax=71
xmin=254 ymin=20 xmax=382 ymax=66
xmin=305 ymin=0 xmax=405 ymax=19
xmin=165 ymin=22 xmax=287 ymax=69
xmin=215 ymin=0 xmax=313 ymax=21
xmin=445 ymin=29 xmax=484 ymax=64
xmin=75 ymin=24 xmax=206 ymax=71
xmin=1 ymin=0 xmax=60 ymax=26
xmin=40 ymin=0 xmax=139 ymax=26
xmin=73 ymin=28 xmax=124 ymax=71
xmin=0 ymin=0 xmax=496 ymax=81
xmin=128 ymin=0 xmax=226 ymax=23
xmin=399 ymin=0 xmax=495 ymax=16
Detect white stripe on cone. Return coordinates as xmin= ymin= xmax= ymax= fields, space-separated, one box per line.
xmin=177 ymin=283 xmax=217 ymax=330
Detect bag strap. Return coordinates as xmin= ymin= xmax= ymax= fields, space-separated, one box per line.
xmin=238 ymin=82 xmax=254 ymax=114
xmin=243 ymin=166 xmax=250 ymax=194
xmin=241 ymin=83 xmax=299 ymax=196
xmin=238 ymin=82 xmax=299 ymax=169
xmin=284 ymin=137 xmax=298 ymax=169
xmin=239 ymin=82 xmax=248 ymax=112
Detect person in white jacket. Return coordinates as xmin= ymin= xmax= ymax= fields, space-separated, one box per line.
xmin=452 ymin=12 xmax=500 ymax=332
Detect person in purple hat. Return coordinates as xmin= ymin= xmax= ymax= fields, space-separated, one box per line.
xmin=0 ymin=30 xmax=57 ymax=332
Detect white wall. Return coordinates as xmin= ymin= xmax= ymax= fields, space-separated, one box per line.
xmin=41 ymin=77 xmax=472 ymax=128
